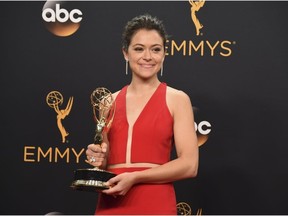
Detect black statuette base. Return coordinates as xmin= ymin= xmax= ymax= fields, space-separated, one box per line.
xmin=71 ymin=168 xmax=116 ymax=192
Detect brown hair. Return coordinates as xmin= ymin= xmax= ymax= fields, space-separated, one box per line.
xmin=122 ymin=14 xmax=168 ymax=52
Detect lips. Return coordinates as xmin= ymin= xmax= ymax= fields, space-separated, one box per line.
xmin=140 ymin=64 xmax=155 ymax=68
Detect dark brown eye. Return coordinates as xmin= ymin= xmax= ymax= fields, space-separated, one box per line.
xmin=134 ymin=47 xmax=144 ymax=52
xmin=152 ymin=47 xmax=162 ymax=53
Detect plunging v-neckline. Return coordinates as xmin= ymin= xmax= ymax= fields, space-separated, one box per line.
xmin=125 ymin=83 xmax=162 ymax=128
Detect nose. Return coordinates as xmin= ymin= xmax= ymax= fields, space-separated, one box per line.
xmin=142 ymin=49 xmax=152 ymax=60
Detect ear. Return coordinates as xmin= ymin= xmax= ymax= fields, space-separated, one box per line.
xmin=122 ymin=48 xmax=128 ymax=61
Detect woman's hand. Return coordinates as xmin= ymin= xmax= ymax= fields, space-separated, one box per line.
xmin=102 ymin=172 xmax=138 ymax=196
xmin=85 ymin=142 xmax=108 ymax=168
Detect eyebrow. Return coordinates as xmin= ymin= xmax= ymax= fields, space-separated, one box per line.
xmin=132 ymin=43 xmax=163 ymax=47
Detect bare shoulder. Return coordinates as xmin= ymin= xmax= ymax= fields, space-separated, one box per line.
xmin=166 ymin=86 xmax=193 ymax=115
xmin=166 ymin=86 xmax=192 ymax=103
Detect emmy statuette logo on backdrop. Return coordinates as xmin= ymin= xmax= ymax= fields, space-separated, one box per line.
xmin=46 ymin=91 xmax=73 ymax=143
xmin=177 ymin=202 xmax=202 ymax=216
xmin=71 ymin=87 xmax=116 ymax=192
xmin=189 ymin=0 xmax=205 ymax=36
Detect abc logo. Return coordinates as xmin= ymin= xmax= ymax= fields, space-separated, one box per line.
xmin=194 ymin=121 xmax=211 ymax=136
xmin=193 ymin=107 xmax=212 ymax=146
xmin=42 ymin=1 xmax=82 ymax=37
xmin=194 ymin=121 xmax=211 ymax=147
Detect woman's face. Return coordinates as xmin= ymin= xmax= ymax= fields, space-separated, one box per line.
xmin=123 ymin=29 xmax=165 ymax=79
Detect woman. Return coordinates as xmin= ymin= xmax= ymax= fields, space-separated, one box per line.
xmin=86 ymin=14 xmax=199 ymax=215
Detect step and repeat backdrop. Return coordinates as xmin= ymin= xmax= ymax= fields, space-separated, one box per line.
xmin=1 ymin=1 xmax=288 ymax=215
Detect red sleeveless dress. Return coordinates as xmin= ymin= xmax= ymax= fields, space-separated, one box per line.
xmin=95 ymin=82 xmax=176 ymax=215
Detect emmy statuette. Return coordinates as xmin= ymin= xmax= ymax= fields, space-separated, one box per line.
xmin=71 ymin=87 xmax=116 ymax=192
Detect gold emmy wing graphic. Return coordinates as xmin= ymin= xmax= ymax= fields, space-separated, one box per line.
xmin=46 ymin=91 xmax=73 ymax=143
xmin=189 ymin=0 xmax=205 ymax=36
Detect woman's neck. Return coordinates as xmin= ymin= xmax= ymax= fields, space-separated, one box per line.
xmin=128 ymin=77 xmax=161 ymax=96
